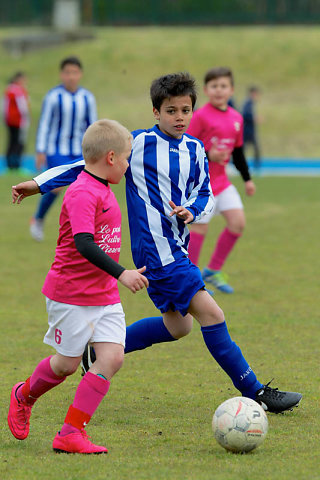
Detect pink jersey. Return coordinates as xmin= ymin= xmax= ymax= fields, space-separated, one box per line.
xmin=42 ymin=170 xmax=121 ymax=306
xmin=187 ymin=103 xmax=243 ymax=195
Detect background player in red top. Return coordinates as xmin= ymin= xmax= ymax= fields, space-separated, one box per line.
xmin=7 ymin=119 xmax=148 ymax=454
xmin=3 ymin=71 xmax=29 ymax=172
xmin=187 ymin=67 xmax=256 ymax=294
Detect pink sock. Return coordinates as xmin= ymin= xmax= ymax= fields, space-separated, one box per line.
xmin=60 ymin=372 xmax=110 ymax=436
xmin=208 ymin=228 xmax=241 ymax=271
xmin=188 ymin=231 xmax=205 ymax=265
xmin=17 ymin=356 xmax=66 ymax=405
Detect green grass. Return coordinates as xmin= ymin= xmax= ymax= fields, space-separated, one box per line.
xmin=0 ymin=173 xmax=319 ymax=480
xmin=0 ymin=24 xmax=319 ymax=479
xmin=0 ymin=26 xmax=320 ymax=157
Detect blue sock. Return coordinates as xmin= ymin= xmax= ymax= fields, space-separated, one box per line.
xmin=125 ymin=317 xmax=176 ymax=354
xmin=34 ymin=192 xmax=58 ymax=220
xmin=201 ymin=321 xmax=262 ymax=398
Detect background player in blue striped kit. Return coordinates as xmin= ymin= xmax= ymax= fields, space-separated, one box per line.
xmin=12 ymin=73 xmax=301 ymax=413
xmin=30 ymin=56 xmax=97 ymax=241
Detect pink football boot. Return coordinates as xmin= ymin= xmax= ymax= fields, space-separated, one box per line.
xmin=8 ymin=382 xmax=33 ymax=440
xmin=53 ymin=429 xmax=108 ymax=454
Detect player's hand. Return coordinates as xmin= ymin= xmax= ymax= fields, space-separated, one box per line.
xmin=36 ymin=153 xmax=46 ymax=170
xmin=118 ymin=266 xmax=149 ymax=293
xmin=169 ymin=201 xmax=194 ymax=224
xmin=12 ymin=180 xmax=40 ymax=204
xmin=245 ymin=180 xmax=256 ymax=196
xmin=207 ymin=143 xmax=230 ymax=165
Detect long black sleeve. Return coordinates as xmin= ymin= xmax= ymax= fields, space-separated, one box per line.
xmin=232 ymin=146 xmax=251 ymax=182
xmin=74 ymin=232 xmax=125 ymax=279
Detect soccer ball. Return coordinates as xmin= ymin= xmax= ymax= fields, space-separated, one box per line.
xmin=212 ymin=396 xmax=268 ymax=453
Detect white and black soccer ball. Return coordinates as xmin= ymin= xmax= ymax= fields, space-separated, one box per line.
xmin=212 ymin=396 xmax=268 ymax=453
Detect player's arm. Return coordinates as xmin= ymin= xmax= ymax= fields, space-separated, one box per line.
xmin=86 ymin=92 xmax=98 ymax=125
xmin=11 ymin=159 xmax=85 ymax=204
xmin=183 ymin=146 xmax=215 ymax=222
xmin=12 ymin=180 xmax=40 ymax=204
xmin=16 ymin=94 xmax=29 ymax=126
xmin=34 ymin=159 xmax=86 ymax=193
xmin=232 ymin=147 xmax=256 ymax=196
xmin=35 ymin=93 xmax=54 ymax=169
xmin=12 ymin=159 xmax=86 ymax=204
xmin=188 ymin=113 xmax=229 ymax=165
xmin=71 ymin=190 xmax=148 ymax=293
xmin=74 ymin=233 xmax=148 ymax=293
xmin=206 ymin=143 xmax=231 ymax=165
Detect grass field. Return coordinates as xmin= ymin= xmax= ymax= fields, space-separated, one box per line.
xmin=0 ymin=172 xmax=319 ymax=480
xmin=0 ymin=24 xmax=319 ymax=480
xmin=0 ymin=26 xmax=320 ymax=157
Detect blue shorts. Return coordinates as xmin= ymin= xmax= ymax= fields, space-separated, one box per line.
xmin=146 ymin=256 xmax=205 ymax=317
xmin=47 ymin=154 xmax=82 ymax=169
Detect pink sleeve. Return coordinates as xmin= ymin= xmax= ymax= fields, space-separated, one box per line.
xmin=66 ymin=189 xmax=97 ymax=236
xmin=235 ymin=115 xmax=244 ymax=148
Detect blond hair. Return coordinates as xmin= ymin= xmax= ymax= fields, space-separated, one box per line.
xmin=82 ymin=119 xmax=132 ymax=163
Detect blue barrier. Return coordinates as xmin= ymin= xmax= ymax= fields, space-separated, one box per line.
xmin=1 ymin=155 xmax=320 ymax=176
xmin=228 ymin=158 xmax=320 ymax=177
xmin=0 ymin=155 xmax=38 ymax=175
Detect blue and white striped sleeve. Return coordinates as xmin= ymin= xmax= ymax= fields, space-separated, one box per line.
xmin=86 ymin=92 xmax=97 ymax=126
xmin=36 ymin=91 xmax=54 ymax=153
xmin=33 ymin=159 xmax=85 ymax=194
xmin=183 ymin=144 xmax=215 ymax=222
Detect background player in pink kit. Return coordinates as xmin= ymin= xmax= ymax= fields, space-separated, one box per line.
xmin=8 ymin=119 xmax=148 ymax=454
xmin=187 ymin=67 xmax=255 ymax=294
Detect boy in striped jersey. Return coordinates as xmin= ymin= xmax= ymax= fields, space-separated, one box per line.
xmin=30 ymin=56 xmax=97 ymax=242
xmin=12 ymin=73 xmax=301 ymax=414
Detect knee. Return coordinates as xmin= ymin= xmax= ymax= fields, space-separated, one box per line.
xmin=171 ymin=316 xmax=193 ymax=339
xmin=217 ymin=306 xmax=225 ymax=323
xmin=210 ymin=305 xmax=225 ymax=325
xmin=109 ymin=351 xmax=124 ymax=375
xmin=228 ymin=220 xmax=245 ymax=235
xmin=55 ymin=363 xmax=79 ymax=377
xmin=50 ymin=355 xmax=80 ymax=377
xmin=238 ymin=220 xmax=245 ymax=234
xmin=174 ymin=325 xmax=192 ymax=339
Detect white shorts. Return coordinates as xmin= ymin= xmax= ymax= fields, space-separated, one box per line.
xmin=43 ymin=298 xmax=126 ymax=357
xmin=196 ymin=184 xmax=243 ymax=224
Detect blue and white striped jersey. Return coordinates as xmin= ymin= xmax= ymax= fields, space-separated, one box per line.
xmin=34 ymin=125 xmax=214 ymax=269
xmin=36 ymin=85 xmax=97 ymax=157
xmin=126 ymin=125 xmax=214 ymax=268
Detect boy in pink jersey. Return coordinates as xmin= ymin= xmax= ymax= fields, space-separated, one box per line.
xmin=8 ymin=119 xmax=148 ymax=454
xmin=187 ymin=67 xmax=256 ymax=293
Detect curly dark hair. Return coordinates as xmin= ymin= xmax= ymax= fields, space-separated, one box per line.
xmin=150 ymin=72 xmax=197 ymax=111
